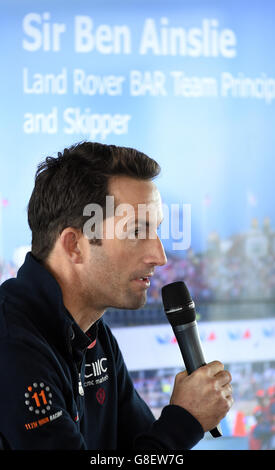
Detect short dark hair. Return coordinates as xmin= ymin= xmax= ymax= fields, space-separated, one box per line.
xmin=28 ymin=141 xmax=160 ymax=261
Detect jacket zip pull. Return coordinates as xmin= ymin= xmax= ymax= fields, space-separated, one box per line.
xmin=78 ymin=373 xmax=84 ymax=396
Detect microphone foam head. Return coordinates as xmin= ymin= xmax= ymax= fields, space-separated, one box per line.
xmin=161 ymin=281 xmax=192 ymax=311
xmin=161 ymin=281 xmax=196 ymax=325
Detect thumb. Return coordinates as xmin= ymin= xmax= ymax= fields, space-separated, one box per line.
xmin=180 ymin=369 xmax=188 ymax=377
xmin=175 ymin=369 xmax=188 ymax=381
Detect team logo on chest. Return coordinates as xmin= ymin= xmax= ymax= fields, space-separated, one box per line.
xmin=96 ymin=387 xmax=106 ymax=405
xmin=84 ymin=356 xmax=109 ymax=388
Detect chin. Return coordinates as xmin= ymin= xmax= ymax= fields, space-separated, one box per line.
xmin=130 ymin=294 xmax=147 ymax=310
xmin=115 ymin=293 xmax=147 ymax=311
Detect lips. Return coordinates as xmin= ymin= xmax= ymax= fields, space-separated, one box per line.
xmin=134 ymin=278 xmax=151 ymax=288
xmin=132 ymin=273 xmax=153 ymax=288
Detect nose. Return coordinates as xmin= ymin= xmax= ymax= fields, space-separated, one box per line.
xmin=143 ymin=236 xmax=167 ymax=267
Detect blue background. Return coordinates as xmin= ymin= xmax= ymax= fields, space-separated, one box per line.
xmin=1 ymin=0 xmax=274 ymax=259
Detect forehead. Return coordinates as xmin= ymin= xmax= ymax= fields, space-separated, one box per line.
xmin=108 ymin=175 xmax=162 ymax=209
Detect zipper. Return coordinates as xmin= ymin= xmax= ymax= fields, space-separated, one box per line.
xmin=67 ymin=325 xmax=85 ymax=398
xmin=78 ymin=373 xmax=84 ymax=396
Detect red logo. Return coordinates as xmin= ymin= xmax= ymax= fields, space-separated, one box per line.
xmin=96 ymin=388 xmax=106 ymax=405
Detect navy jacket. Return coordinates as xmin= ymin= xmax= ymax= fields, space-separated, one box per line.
xmin=0 ymin=253 xmax=204 ymax=449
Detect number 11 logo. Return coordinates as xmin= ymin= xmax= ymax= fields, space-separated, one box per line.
xmin=32 ymin=389 xmax=48 ymax=407
xmin=24 ymin=382 xmax=53 ymax=415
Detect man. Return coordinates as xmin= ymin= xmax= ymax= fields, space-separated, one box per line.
xmin=0 ymin=142 xmax=233 ymax=449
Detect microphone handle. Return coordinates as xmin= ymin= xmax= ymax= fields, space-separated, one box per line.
xmin=172 ymin=322 xmax=222 ymax=438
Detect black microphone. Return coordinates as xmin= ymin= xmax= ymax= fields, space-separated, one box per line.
xmin=161 ymin=280 xmax=222 ymax=438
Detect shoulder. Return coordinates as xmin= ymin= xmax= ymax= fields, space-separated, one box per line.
xmin=0 ymin=292 xmax=44 ymax=350
xmin=0 ymin=297 xmax=66 ymax=385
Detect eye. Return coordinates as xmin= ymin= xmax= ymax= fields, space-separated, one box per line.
xmin=133 ymin=226 xmax=146 ymax=238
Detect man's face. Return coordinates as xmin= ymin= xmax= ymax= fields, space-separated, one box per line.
xmin=81 ymin=175 xmax=167 ymax=312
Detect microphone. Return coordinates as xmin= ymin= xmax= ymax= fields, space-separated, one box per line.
xmin=161 ymin=280 xmax=222 ymax=438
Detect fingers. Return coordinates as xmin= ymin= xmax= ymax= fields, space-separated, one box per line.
xmin=202 ymin=361 xmax=232 ymax=388
xmin=204 ymin=360 xmax=224 ymax=377
xmin=226 ymin=394 xmax=234 ymax=409
xmin=170 ymin=362 xmax=234 ymax=431
xmin=218 ymin=367 xmax=233 ymax=409
xmin=179 ymin=362 xmax=233 ymax=401
xmin=214 ymin=370 xmax=232 ymax=389
xmin=200 ymin=362 xmax=233 ymax=408
xmin=221 ymin=383 xmax=233 ymax=399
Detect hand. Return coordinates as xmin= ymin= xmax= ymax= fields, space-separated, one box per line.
xmin=170 ymin=360 xmax=233 ymax=432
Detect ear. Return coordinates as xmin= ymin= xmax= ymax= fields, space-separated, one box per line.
xmin=59 ymin=228 xmax=83 ymax=264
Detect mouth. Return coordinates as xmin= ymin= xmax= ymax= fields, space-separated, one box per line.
xmin=132 ymin=274 xmax=153 ymax=289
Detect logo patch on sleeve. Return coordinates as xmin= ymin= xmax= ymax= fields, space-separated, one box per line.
xmin=24 ymin=382 xmax=52 ymax=415
xmin=24 ymin=381 xmax=63 ymax=431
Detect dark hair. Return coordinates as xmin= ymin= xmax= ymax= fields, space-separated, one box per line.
xmin=28 ymin=141 xmax=160 ymax=261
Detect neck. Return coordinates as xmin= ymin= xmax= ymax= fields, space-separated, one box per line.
xmin=63 ymin=292 xmax=105 ymax=332
xmin=43 ymin=258 xmax=105 ymax=332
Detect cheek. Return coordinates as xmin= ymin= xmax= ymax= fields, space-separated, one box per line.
xmin=102 ymin=239 xmax=132 ymax=266
xmin=93 ymin=239 xmax=137 ymax=285
xmin=92 ymin=246 xmax=125 ymax=282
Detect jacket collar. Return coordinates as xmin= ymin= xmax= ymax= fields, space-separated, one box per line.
xmin=2 ymin=252 xmax=97 ymax=354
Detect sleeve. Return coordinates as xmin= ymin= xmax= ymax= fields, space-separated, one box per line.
xmin=134 ymin=405 xmax=204 ymax=450
xmin=107 ymin=324 xmax=204 ymax=450
xmin=0 ymin=339 xmax=86 ymax=450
